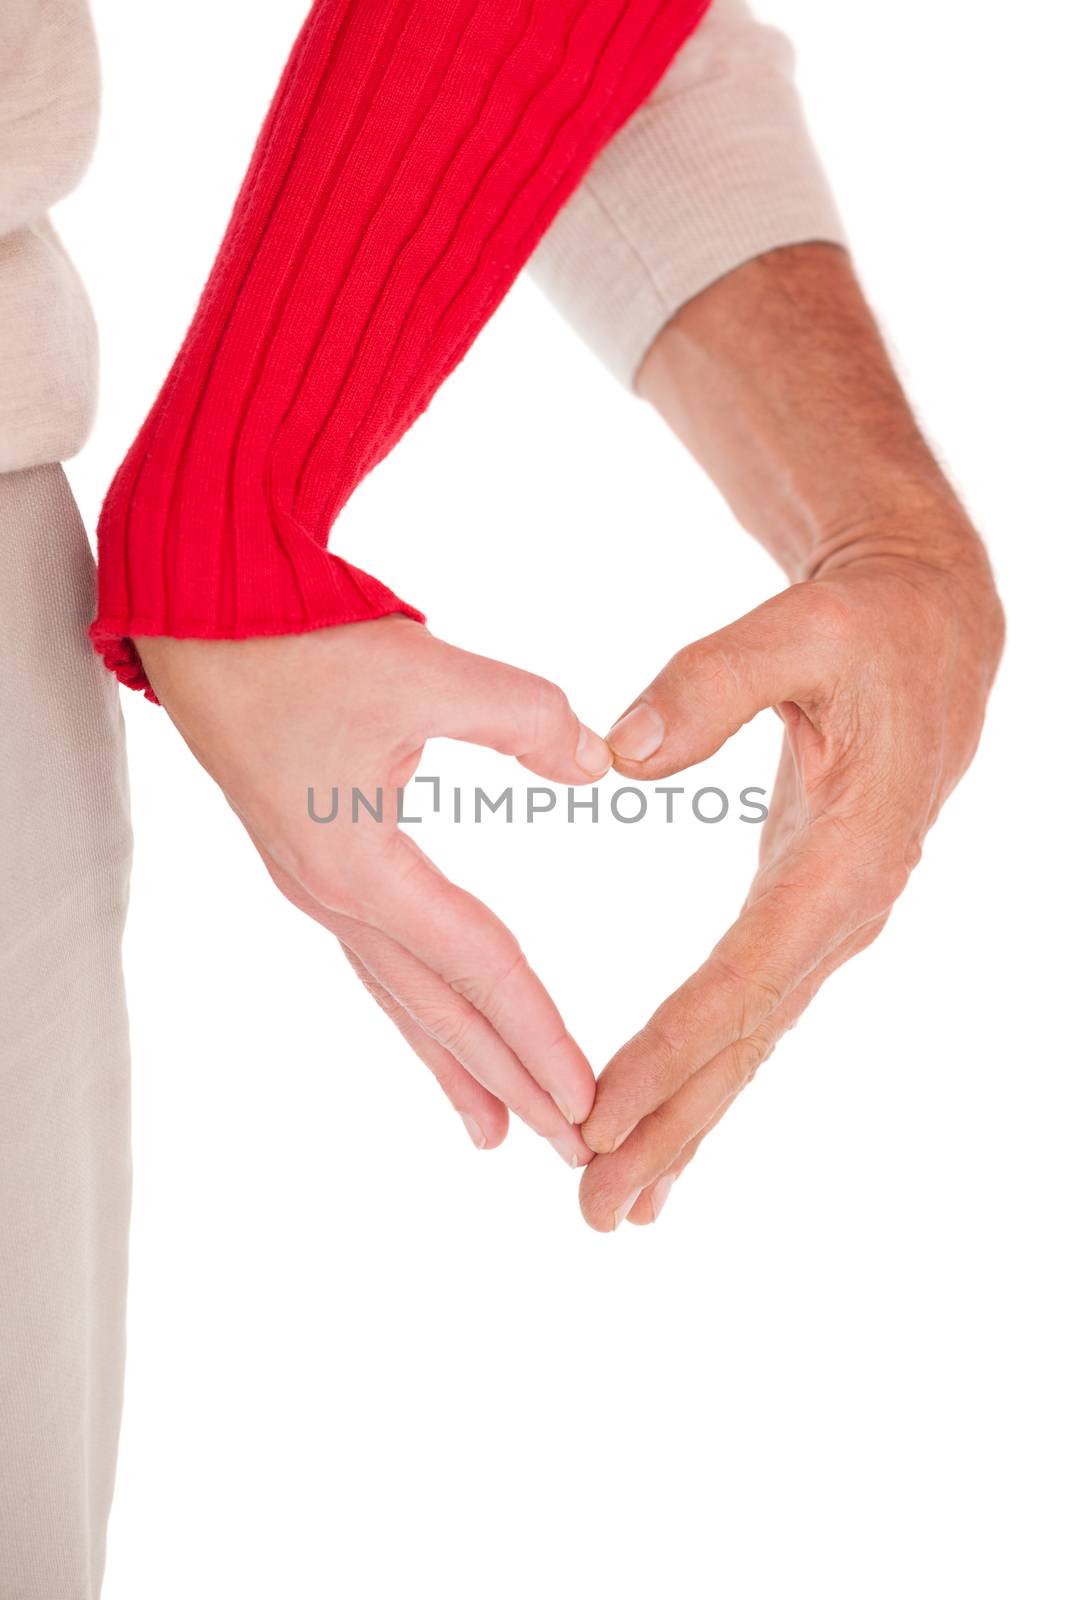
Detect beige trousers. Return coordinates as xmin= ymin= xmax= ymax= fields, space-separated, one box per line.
xmin=0 ymin=465 xmax=132 ymax=1600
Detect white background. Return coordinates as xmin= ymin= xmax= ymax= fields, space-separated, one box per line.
xmin=60 ymin=1 xmax=1064 ymax=1595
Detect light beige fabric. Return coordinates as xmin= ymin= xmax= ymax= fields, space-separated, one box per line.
xmin=0 ymin=0 xmax=100 ymax=472
xmin=1 ymin=11 xmax=127 ymax=1597
xmin=0 ymin=464 xmax=132 ymax=1600
xmin=529 ymin=0 xmax=847 ymax=385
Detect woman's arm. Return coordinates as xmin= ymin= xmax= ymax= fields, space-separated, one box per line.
xmin=91 ymin=0 xmax=712 ymax=697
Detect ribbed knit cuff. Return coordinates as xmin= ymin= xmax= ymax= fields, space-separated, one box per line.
xmin=528 ymin=0 xmax=847 ymax=387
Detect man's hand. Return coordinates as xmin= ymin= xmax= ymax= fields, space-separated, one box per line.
xmin=573 ymin=241 xmax=1005 ymax=1230
xmin=577 ymin=534 xmax=1003 ymax=1230
xmin=137 ymin=616 xmax=611 ymax=1165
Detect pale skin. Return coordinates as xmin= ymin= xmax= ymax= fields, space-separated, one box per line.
xmin=137 ymin=619 xmax=611 ymax=1169
xmin=137 ymin=242 xmax=1004 ymax=1230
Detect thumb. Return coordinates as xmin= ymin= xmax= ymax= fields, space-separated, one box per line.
xmin=605 ymin=588 xmax=830 ymax=779
xmin=423 ymin=637 xmax=612 ymax=784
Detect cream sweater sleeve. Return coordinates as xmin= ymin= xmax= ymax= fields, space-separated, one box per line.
xmin=0 ymin=0 xmax=100 ymax=474
xmin=528 ymin=0 xmax=847 ymax=387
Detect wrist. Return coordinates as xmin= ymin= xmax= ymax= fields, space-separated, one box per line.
xmin=804 ymin=497 xmax=1005 ymax=675
xmin=802 ymin=484 xmax=990 ymax=584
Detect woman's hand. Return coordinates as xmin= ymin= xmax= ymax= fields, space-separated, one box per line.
xmin=137 ymin=616 xmax=611 ymax=1164
xmin=577 ymin=538 xmax=1004 ymax=1228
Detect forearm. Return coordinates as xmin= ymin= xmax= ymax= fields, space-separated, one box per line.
xmin=92 ymin=0 xmax=711 ymax=699
xmin=635 ymin=242 xmax=994 ymax=585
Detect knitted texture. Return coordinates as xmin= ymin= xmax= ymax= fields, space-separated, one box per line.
xmin=91 ymin=0 xmax=712 ymax=697
xmin=529 ymin=0 xmax=846 ymax=386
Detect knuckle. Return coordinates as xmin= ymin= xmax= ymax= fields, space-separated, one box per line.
xmin=420 ymin=1004 xmax=477 ymax=1060
xmin=268 ymin=866 xmax=315 ymax=915
xmin=294 ymin=860 xmax=352 ymax=914
xmin=880 ymin=859 xmax=912 ymax=905
xmin=848 ymin=851 xmax=911 ymax=916
xmin=312 ymin=879 xmax=372 ymax=924
xmin=292 ymin=837 xmax=380 ymax=919
xmin=799 ymin=581 xmax=857 ymax=646
xmin=902 ymin=836 xmax=924 ymax=875
xmin=666 ymin=641 xmax=729 ymax=713
xmin=588 ymin=1021 xmax=689 ymax=1147
xmin=451 ymin=944 xmax=525 ymax=1014
xmin=848 ymin=916 xmax=888 ymax=961
xmin=670 ymin=638 xmax=714 ymax=683
xmin=707 ymin=955 xmax=782 ymax=1036
xmin=733 ymin=1033 xmax=767 ymax=1088
xmin=360 ymin=977 xmax=404 ymax=1024
xmin=821 ymin=825 xmax=915 ymax=921
xmin=638 ymin=1012 xmax=693 ymax=1079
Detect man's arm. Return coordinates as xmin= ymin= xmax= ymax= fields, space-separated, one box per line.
xmin=575 ymin=241 xmax=1003 ymax=1229
xmin=530 ymin=0 xmax=847 ymax=386
xmin=633 ymin=240 xmax=994 ymax=585
xmin=530 ymin=0 xmax=1003 ymax=1228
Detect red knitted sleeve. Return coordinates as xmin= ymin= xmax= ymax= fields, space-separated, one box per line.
xmin=90 ymin=0 xmax=711 ymax=698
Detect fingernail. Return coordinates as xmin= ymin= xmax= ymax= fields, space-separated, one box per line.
xmin=551 ymin=1093 xmax=576 ymax=1126
xmin=649 ymin=1174 xmax=676 ymax=1222
xmin=575 ymin=723 xmax=612 ymax=777
xmin=612 ymin=1190 xmax=644 ymax=1231
xmin=606 ymin=703 xmax=665 ymax=763
xmin=550 ymin=1136 xmax=581 ymax=1169
xmin=461 ymin=1113 xmax=487 ymax=1150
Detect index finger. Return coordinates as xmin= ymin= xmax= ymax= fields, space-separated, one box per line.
xmin=321 ymin=828 xmax=598 ymax=1134
xmin=582 ymin=821 xmax=889 ymax=1155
